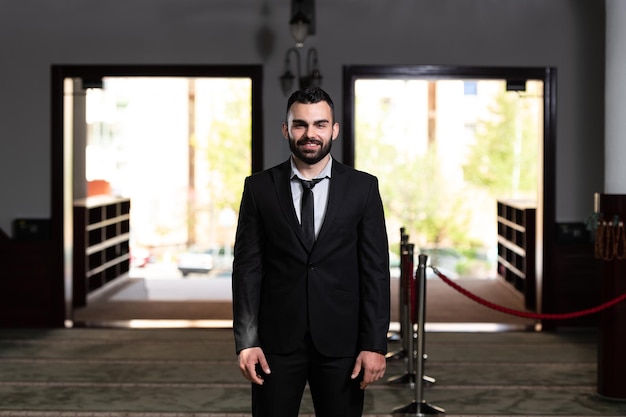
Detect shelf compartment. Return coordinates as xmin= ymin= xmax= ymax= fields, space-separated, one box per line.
xmin=496 ymin=199 xmax=536 ymax=310
xmin=73 ymin=196 xmax=131 ymax=307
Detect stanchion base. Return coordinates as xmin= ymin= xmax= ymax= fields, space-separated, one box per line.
xmin=387 ymin=372 xmax=413 ymax=385
xmin=423 ymin=374 xmax=435 ymax=384
xmin=386 ymin=349 xmax=408 ymax=360
xmin=388 ymin=331 xmax=402 ymax=342
xmin=392 ymin=400 xmax=445 ymax=416
xmin=385 ymin=350 xmax=428 ymax=362
xmin=387 ymin=372 xmax=436 ymax=386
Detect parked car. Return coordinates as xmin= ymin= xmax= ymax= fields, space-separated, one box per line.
xmin=209 ymin=268 xmax=233 ymax=279
xmin=176 ymin=247 xmax=215 ymax=276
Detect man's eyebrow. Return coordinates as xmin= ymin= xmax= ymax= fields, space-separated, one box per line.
xmin=292 ymin=118 xmax=330 ymax=125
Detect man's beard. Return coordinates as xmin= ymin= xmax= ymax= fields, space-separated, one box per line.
xmin=289 ymin=135 xmax=332 ymax=165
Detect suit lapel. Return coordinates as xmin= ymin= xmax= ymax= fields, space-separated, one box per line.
xmin=315 ymin=162 xmax=348 ymax=246
xmin=273 ymin=158 xmax=349 ymax=252
xmin=272 ymin=161 xmax=310 ymax=248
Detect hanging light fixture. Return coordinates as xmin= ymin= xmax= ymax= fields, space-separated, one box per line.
xmin=289 ymin=11 xmax=310 ymax=48
xmin=279 ymin=0 xmax=322 ymax=96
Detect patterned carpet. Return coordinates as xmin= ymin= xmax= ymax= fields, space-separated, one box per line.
xmin=49 ymin=270 xmax=626 ymax=416
xmin=0 ymin=327 xmax=625 ymax=416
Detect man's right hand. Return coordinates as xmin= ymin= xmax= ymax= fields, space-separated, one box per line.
xmin=238 ymin=347 xmax=271 ymax=385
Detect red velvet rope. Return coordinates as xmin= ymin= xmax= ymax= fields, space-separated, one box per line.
xmin=430 ymin=266 xmax=626 ymax=320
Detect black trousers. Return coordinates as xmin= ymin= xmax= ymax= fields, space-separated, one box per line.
xmin=251 ymin=334 xmax=365 ymax=417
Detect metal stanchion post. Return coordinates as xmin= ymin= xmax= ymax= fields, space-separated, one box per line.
xmin=402 ymin=240 xmax=412 ymax=358
xmin=388 ymin=245 xmax=435 ymax=387
xmin=392 ymin=254 xmax=445 ymax=416
xmin=387 ymin=229 xmax=409 ymax=359
xmin=388 ymin=243 xmax=413 ymax=383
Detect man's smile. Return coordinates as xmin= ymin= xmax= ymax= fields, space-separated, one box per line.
xmin=299 ymin=139 xmax=322 ymax=151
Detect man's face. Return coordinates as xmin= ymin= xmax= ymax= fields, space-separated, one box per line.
xmin=282 ymin=101 xmax=339 ymax=166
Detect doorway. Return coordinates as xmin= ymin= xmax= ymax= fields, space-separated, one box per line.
xmin=342 ymin=65 xmax=556 ymax=325
xmin=51 ymin=65 xmax=263 ymax=327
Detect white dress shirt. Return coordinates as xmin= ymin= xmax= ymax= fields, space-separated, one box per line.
xmin=290 ymin=156 xmax=332 ymax=239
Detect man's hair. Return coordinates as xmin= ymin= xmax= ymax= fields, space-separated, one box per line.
xmin=285 ymin=86 xmax=335 ymax=123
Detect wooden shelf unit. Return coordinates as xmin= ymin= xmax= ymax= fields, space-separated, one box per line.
xmin=497 ymin=199 xmax=536 ymax=310
xmin=73 ymin=196 xmax=131 ymax=307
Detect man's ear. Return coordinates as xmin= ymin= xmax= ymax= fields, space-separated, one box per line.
xmin=281 ymin=123 xmax=289 ymax=139
xmin=332 ymin=122 xmax=340 ymax=140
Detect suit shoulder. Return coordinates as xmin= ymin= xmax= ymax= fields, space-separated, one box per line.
xmin=333 ymin=160 xmax=378 ymax=182
xmin=245 ymin=161 xmax=289 ymax=185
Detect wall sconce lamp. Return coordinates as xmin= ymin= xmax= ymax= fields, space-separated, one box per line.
xmin=279 ymin=0 xmax=322 ymax=95
xmin=280 ymin=47 xmax=322 ymax=96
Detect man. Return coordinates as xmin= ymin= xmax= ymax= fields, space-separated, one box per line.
xmin=232 ymin=86 xmax=390 ymax=417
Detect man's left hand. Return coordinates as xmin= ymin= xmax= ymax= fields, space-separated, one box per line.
xmin=351 ymin=350 xmax=386 ymax=389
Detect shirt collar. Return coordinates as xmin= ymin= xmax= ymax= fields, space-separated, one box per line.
xmin=290 ymin=156 xmax=333 ymax=181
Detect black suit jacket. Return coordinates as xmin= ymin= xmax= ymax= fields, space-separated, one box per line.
xmin=232 ymin=159 xmax=390 ymax=357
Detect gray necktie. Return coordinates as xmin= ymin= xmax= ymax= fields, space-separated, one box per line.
xmin=300 ymin=178 xmax=323 ymax=246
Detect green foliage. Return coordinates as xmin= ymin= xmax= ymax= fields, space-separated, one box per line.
xmin=462 ymin=90 xmax=538 ymax=197
xmin=355 ymin=81 xmax=539 ymax=278
xmin=355 ymin=96 xmax=471 ymax=251
xmin=201 ymin=81 xmax=251 ymax=214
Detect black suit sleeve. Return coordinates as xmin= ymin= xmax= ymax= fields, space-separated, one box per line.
xmin=232 ymin=176 xmax=264 ymax=354
xmin=357 ymin=176 xmax=391 ymax=354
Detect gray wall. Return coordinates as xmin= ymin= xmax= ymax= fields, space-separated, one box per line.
xmin=0 ymin=0 xmax=605 ymax=235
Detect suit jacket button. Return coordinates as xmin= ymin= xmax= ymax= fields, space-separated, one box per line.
xmin=308 ymin=264 xmax=315 ymax=270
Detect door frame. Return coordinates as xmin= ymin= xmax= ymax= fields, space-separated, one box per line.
xmin=341 ymin=65 xmax=556 ymax=315
xmin=50 ymin=65 xmax=264 ymax=323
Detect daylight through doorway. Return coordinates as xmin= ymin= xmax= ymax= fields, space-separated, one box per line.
xmin=343 ymin=65 xmax=555 ymax=322
xmin=354 ymin=78 xmax=542 ymax=281
xmin=52 ymin=65 xmax=263 ymax=327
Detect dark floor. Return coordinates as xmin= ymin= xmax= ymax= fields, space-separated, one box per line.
xmin=0 ymin=326 xmax=625 ymax=417
xmin=46 ymin=268 xmax=626 ymax=416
